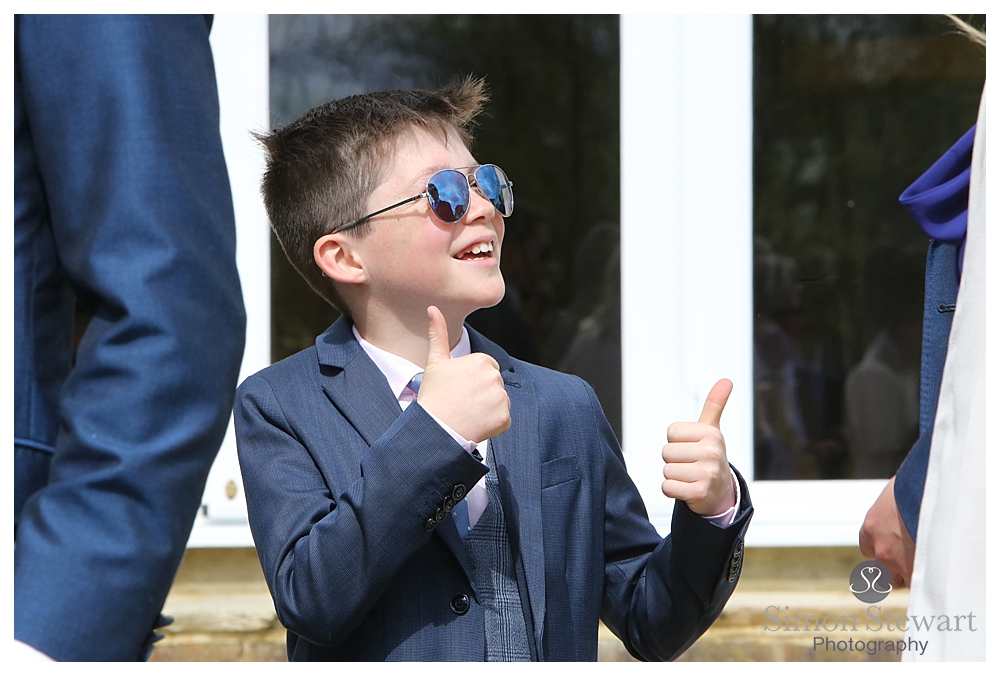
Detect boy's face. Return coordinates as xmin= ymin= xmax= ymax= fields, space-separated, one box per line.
xmin=353 ymin=126 xmax=506 ymax=322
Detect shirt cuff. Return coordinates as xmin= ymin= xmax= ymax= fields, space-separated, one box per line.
xmin=702 ymin=468 xmax=740 ymax=528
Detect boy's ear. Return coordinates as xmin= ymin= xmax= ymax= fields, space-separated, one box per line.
xmin=314 ymin=233 xmax=367 ymax=285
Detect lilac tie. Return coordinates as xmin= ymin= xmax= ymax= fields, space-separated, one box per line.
xmin=407 ymin=372 xmax=423 ymax=395
xmin=408 ymin=372 xmax=478 ymax=537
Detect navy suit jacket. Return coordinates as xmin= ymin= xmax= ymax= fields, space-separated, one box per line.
xmin=893 ymin=240 xmax=957 ymax=538
xmin=14 ymin=15 xmax=246 ymax=661
xmin=235 ymin=317 xmax=752 ymax=661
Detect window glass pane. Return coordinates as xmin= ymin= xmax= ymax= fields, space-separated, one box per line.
xmin=268 ymin=15 xmax=623 ymax=440
xmin=752 ymin=15 xmax=985 ymax=480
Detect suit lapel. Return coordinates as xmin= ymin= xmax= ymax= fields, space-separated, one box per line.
xmin=315 ymin=317 xmax=479 ymax=584
xmin=315 ymin=318 xmax=403 ymax=447
xmin=470 ymin=329 xmax=546 ymax=656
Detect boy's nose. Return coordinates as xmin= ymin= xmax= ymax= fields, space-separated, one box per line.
xmin=463 ymin=183 xmax=497 ymax=222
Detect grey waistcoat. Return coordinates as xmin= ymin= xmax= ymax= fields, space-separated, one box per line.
xmin=463 ymin=449 xmax=532 ymax=661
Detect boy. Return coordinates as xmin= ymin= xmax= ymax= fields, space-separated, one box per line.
xmin=235 ymin=79 xmax=752 ymax=661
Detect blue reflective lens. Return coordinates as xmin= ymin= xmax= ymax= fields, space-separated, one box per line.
xmin=427 ymin=171 xmax=469 ymax=222
xmin=474 ymin=165 xmax=513 ymax=217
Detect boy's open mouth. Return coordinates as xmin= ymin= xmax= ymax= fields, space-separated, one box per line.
xmin=455 ymin=241 xmax=495 ymax=261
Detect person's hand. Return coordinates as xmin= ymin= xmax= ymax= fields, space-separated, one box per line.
xmin=416 ymin=306 xmax=511 ymax=443
xmin=859 ymin=475 xmax=914 ymax=588
xmin=661 ymin=379 xmax=737 ymax=516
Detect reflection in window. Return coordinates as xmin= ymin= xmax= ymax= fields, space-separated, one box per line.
xmin=268 ymin=15 xmax=623 ymax=440
xmin=752 ymin=15 xmax=985 ymax=480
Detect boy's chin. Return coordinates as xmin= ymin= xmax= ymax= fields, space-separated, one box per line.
xmin=455 ymin=281 xmax=505 ymax=316
xmin=480 ymin=280 xmax=506 ymax=309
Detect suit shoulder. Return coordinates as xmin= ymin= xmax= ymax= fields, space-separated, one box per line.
xmin=511 ymin=358 xmax=599 ymax=406
xmin=237 ymin=346 xmax=321 ymax=399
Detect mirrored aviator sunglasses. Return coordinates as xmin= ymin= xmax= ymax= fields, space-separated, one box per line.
xmin=334 ymin=164 xmax=513 ymax=233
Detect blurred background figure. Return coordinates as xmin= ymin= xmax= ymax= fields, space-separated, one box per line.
xmin=753 ymin=237 xmax=808 ymax=480
xmin=844 ymin=245 xmax=924 ymax=479
xmin=14 ymin=15 xmax=246 ymax=661
xmin=559 ymin=237 xmax=623 ymax=441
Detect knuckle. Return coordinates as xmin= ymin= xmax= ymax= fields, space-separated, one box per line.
xmin=705 ymin=466 xmax=720 ymax=485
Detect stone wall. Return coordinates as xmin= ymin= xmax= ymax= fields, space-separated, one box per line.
xmin=154 ymin=546 xmax=905 ymax=662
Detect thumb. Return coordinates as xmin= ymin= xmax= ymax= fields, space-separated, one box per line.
xmin=698 ymin=378 xmax=733 ymax=429
xmin=426 ymin=306 xmax=452 ymax=367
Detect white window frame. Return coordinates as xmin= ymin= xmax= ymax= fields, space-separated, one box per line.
xmin=190 ymin=13 xmax=886 ymax=548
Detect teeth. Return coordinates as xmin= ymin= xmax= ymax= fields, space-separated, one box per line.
xmin=465 ymin=241 xmax=493 ymax=256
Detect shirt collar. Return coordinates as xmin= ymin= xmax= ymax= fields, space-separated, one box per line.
xmin=352 ymin=324 xmax=472 ymax=400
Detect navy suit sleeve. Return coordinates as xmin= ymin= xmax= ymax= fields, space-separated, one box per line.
xmin=894 ymin=424 xmax=932 ymax=540
xmin=234 ymin=373 xmax=488 ymax=648
xmin=14 ymin=16 xmax=246 ymax=661
xmin=593 ymin=385 xmax=752 ymax=661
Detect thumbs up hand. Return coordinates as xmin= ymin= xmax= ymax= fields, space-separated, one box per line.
xmin=416 ymin=306 xmax=511 ymax=443
xmin=661 ymin=379 xmax=737 ymax=516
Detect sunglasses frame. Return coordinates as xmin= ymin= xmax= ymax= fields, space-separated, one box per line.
xmin=331 ymin=164 xmax=513 ymax=234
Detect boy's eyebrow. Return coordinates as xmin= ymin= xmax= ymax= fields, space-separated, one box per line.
xmin=414 ymin=165 xmax=447 ymax=185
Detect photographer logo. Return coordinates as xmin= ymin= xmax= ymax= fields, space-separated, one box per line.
xmin=850 ymin=560 xmax=892 ymax=603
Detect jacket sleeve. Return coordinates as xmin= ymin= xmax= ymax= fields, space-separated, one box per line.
xmin=234 ymin=373 xmax=488 ymax=648
xmin=13 ymin=15 xmax=246 ymax=661
xmin=894 ymin=424 xmax=932 ymax=539
xmin=594 ymin=386 xmax=753 ymax=661
xmin=894 ymin=239 xmax=959 ymax=539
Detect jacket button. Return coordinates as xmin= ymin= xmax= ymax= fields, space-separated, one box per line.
xmin=443 ymin=496 xmax=456 ymax=511
xmin=435 ymin=508 xmax=447 ymax=523
xmin=728 ymin=540 xmax=744 ymax=582
xmin=450 ymin=594 xmax=470 ymax=615
xmin=425 ymin=518 xmax=437 ymax=532
xmin=452 ymin=484 xmax=466 ymax=501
